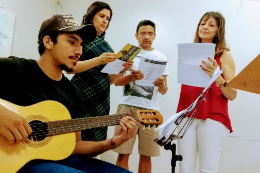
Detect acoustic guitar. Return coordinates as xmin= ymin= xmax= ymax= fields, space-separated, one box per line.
xmin=0 ymin=98 xmax=163 ymax=173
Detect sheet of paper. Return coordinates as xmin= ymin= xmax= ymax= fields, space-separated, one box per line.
xmin=135 ymin=56 xmax=167 ymax=86
xmin=177 ymin=43 xmax=216 ymax=87
xmin=100 ymin=59 xmax=125 ymax=74
xmin=0 ymin=8 xmax=15 ymax=57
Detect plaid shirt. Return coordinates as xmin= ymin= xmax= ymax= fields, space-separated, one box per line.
xmin=71 ymin=33 xmax=114 ymax=141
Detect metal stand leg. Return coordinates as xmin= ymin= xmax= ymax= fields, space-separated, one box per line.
xmin=164 ymin=143 xmax=183 ymax=173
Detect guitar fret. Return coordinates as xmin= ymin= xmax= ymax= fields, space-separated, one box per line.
xmin=51 ymin=121 xmax=56 ymax=135
xmin=60 ymin=121 xmax=64 ymax=133
xmin=67 ymin=120 xmax=72 ymax=132
xmin=50 ymin=122 xmax=56 ymax=135
xmin=80 ymin=119 xmax=85 ymax=130
xmin=117 ymin=114 xmax=120 ymax=125
xmin=107 ymin=116 xmax=110 ymax=126
xmin=73 ymin=119 xmax=76 ymax=131
xmin=66 ymin=120 xmax=71 ymax=132
xmin=76 ymin=119 xmax=81 ymax=131
xmin=102 ymin=116 xmax=105 ymax=127
xmin=84 ymin=118 xmax=89 ymax=129
xmin=72 ymin=119 xmax=76 ymax=132
xmin=56 ymin=121 xmax=60 ymax=135
xmin=74 ymin=119 xmax=79 ymax=131
xmin=58 ymin=121 xmax=64 ymax=134
xmin=63 ymin=120 xmax=68 ymax=133
xmin=112 ymin=115 xmax=115 ymax=125
xmin=47 ymin=122 xmax=52 ymax=136
xmin=96 ymin=117 xmax=99 ymax=127
xmin=84 ymin=118 xmax=90 ymax=129
xmin=92 ymin=118 xmax=94 ymax=128
xmin=55 ymin=121 xmax=59 ymax=135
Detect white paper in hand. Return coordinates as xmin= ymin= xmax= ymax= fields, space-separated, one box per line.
xmin=135 ymin=56 xmax=167 ymax=86
xmin=177 ymin=43 xmax=216 ymax=87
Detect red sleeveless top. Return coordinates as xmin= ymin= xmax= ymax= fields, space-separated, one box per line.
xmin=176 ymin=56 xmax=232 ymax=132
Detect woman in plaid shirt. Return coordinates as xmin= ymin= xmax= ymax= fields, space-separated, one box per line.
xmin=69 ymin=1 xmax=133 ymax=142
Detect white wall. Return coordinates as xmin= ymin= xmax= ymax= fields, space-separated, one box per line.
xmin=1 ymin=0 xmax=260 ymax=172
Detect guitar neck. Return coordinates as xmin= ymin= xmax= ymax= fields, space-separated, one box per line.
xmin=46 ymin=114 xmax=134 ymax=136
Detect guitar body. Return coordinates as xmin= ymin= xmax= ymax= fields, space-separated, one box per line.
xmin=0 ymin=99 xmax=164 ymax=173
xmin=0 ymin=99 xmax=75 ymax=173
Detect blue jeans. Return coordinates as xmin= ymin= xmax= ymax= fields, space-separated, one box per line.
xmin=18 ymin=155 xmax=132 ymax=173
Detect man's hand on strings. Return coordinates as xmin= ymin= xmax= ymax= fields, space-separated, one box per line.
xmin=200 ymin=57 xmax=218 ymax=78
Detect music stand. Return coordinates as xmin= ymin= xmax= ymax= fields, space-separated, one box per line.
xmin=227 ymin=54 xmax=260 ymax=94
xmin=154 ymin=91 xmax=207 ymax=173
xmin=163 ymin=142 xmax=182 ymax=173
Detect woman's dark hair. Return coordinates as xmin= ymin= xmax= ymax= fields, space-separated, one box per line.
xmin=194 ymin=11 xmax=230 ymax=57
xmin=82 ymin=1 xmax=112 ymax=29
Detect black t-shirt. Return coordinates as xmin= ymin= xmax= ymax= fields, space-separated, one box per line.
xmin=0 ymin=56 xmax=83 ymax=119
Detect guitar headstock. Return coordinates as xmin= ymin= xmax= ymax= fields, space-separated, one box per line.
xmin=137 ymin=110 xmax=163 ymax=129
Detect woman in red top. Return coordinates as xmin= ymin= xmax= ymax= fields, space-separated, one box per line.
xmin=177 ymin=12 xmax=237 ymax=173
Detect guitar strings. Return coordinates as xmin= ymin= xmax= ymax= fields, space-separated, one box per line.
xmin=28 ymin=114 xmax=141 ymax=138
xmin=172 ymin=90 xmax=208 ymax=139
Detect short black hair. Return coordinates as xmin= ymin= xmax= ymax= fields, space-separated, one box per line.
xmin=38 ymin=31 xmax=62 ymax=55
xmin=82 ymin=1 xmax=112 ymax=29
xmin=136 ymin=20 xmax=156 ymax=33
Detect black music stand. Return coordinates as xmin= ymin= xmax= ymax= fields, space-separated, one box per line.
xmin=164 ymin=142 xmax=183 ymax=173
xmin=154 ymin=91 xmax=207 ymax=173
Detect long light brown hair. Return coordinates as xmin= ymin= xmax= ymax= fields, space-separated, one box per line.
xmin=194 ymin=12 xmax=230 ymax=57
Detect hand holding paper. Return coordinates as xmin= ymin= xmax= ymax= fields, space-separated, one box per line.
xmin=101 ymin=44 xmax=141 ymax=74
xmin=122 ymin=60 xmax=134 ymax=72
xmin=153 ymin=77 xmax=166 ymax=88
xmin=130 ymin=70 xmax=144 ymax=81
xmin=98 ymin=53 xmax=117 ymax=64
xmin=200 ymin=57 xmax=219 ymax=78
xmin=135 ymin=56 xmax=167 ymax=86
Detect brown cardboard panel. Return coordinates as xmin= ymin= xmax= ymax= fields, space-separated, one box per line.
xmin=227 ymin=54 xmax=260 ymax=94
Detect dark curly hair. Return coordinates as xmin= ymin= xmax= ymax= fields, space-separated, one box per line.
xmin=82 ymin=1 xmax=112 ymax=30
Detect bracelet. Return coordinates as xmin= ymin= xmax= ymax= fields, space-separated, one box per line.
xmin=218 ymin=79 xmax=228 ymax=88
xmin=119 ymin=70 xmax=125 ymax=75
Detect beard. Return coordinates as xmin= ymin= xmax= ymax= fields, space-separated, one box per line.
xmin=60 ymin=64 xmax=73 ymax=72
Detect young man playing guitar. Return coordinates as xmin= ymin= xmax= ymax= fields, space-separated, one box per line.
xmin=0 ymin=14 xmax=136 ymax=173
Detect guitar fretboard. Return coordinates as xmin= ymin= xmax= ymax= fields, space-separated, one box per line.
xmin=46 ymin=114 xmax=136 ymax=136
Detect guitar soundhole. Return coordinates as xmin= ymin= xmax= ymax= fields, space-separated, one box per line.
xmin=28 ymin=120 xmax=49 ymax=142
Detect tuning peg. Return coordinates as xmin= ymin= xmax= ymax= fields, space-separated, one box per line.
xmin=147 ymin=125 xmax=151 ymax=130
xmin=142 ymin=125 xmax=146 ymax=130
